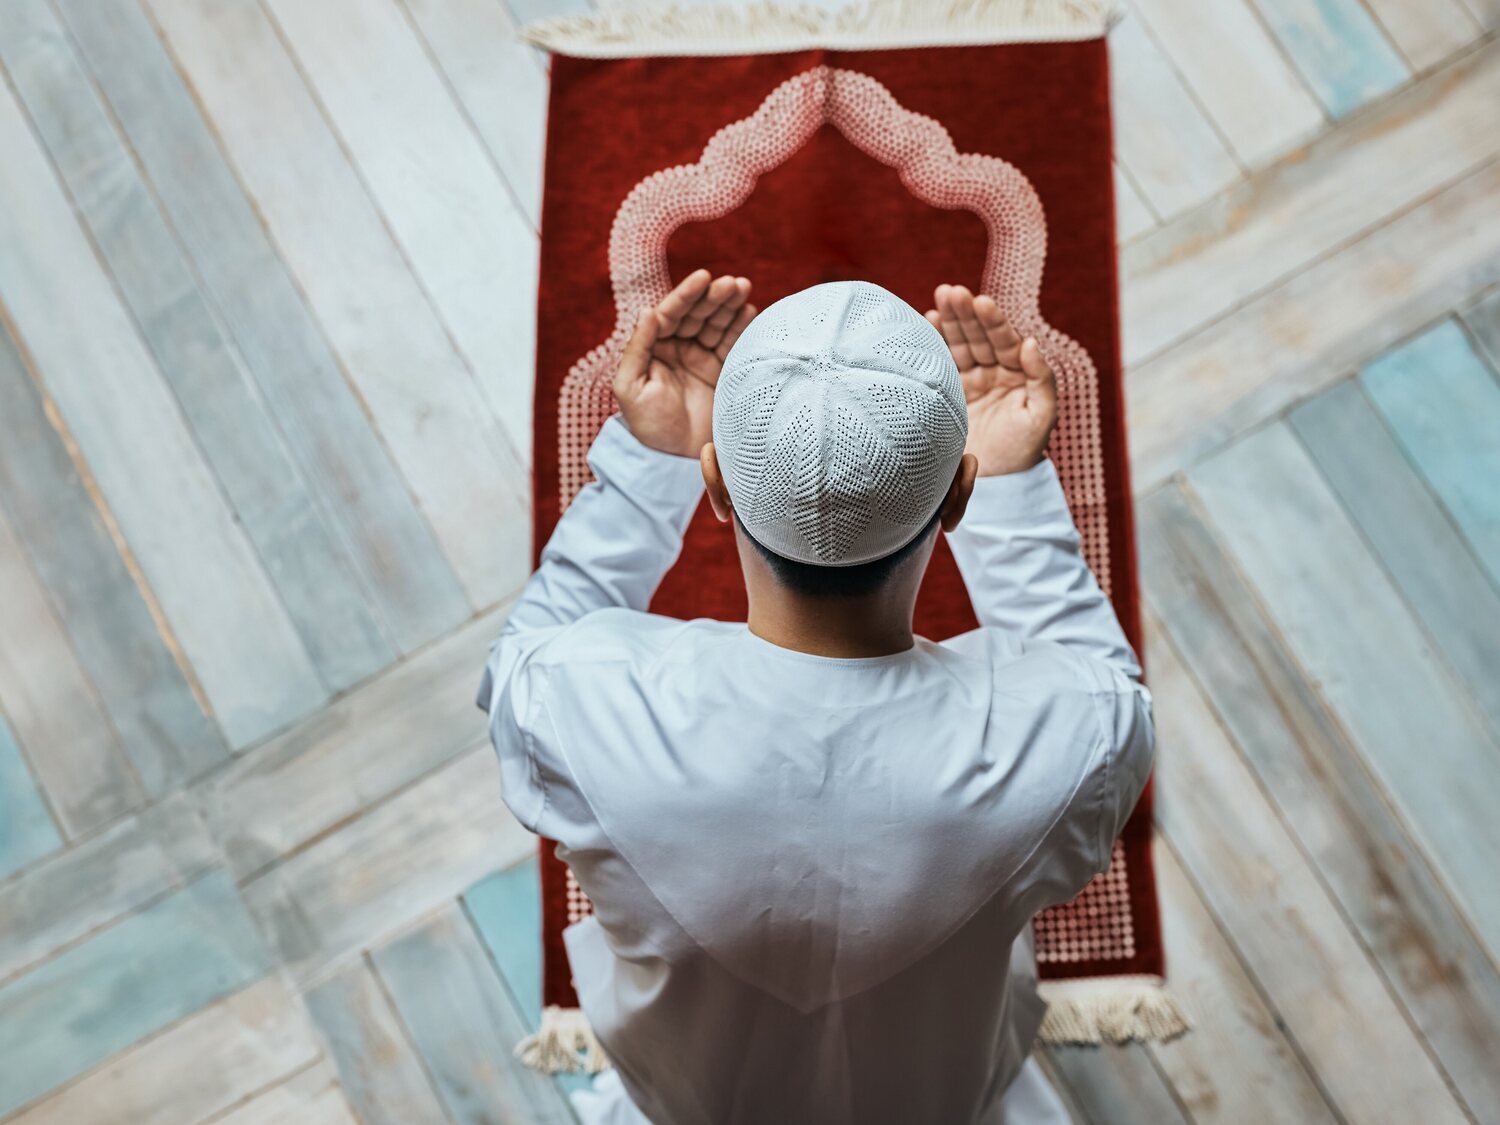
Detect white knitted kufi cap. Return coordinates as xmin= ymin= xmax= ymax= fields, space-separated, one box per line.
xmin=713 ymin=280 xmax=968 ymax=566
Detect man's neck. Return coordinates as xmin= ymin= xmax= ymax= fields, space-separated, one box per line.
xmin=746 ymin=592 xmax=916 ymax=658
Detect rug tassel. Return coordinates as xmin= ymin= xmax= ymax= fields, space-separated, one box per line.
xmin=522 ymin=0 xmax=1121 ymax=58
xmin=1037 ymin=977 xmax=1190 ymax=1046
xmin=515 ymin=1006 xmax=613 ymax=1075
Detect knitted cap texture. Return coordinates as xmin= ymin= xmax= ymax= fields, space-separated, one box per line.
xmin=713 ymin=281 xmax=968 ymax=566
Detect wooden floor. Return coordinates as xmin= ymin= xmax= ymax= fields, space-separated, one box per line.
xmin=0 ymin=0 xmax=1497 ymax=1120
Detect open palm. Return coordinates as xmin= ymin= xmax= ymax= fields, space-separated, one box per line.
xmin=613 ymin=269 xmax=756 ymax=458
xmin=926 ymin=284 xmax=1058 ymax=477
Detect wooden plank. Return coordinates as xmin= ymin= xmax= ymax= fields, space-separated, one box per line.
xmin=1032 ymin=1053 xmax=1093 ymax=1125
xmin=0 ymin=302 xmax=230 ymax=789
xmin=1250 ymin=0 xmax=1408 ymax=117
xmin=372 ymin=904 xmax=576 ymax=1125
xmin=1293 ymin=378 xmax=1500 ymax=733
xmin=306 ymin=959 xmax=449 ymax=1125
xmin=0 ymin=77 xmax=318 ymax=754
xmin=1108 ymin=12 xmax=1241 ymax=220
xmin=6 ymin=976 xmax=321 ymax=1125
xmin=210 ymin=1058 xmax=356 ymax=1125
xmin=1461 ymin=286 xmax=1500 ymax=369
xmin=1146 ymin=840 xmax=1335 ymax=1124
xmin=1044 ymin=1044 xmax=1190 ymax=1125
xmin=0 ymin=0 xmax=393 ymax=697
xmin=200 ymin=600 xmax=509 ymax=881
xmin=1188 ymin=424 xmax=1500 ymax=957
xmin=1112 ymin=164 xmax=1156 ymax=243
xmin=1127 ymin=156 xmax=1500 ymax=490
xmin=52 ymin=0 xmax=471 ymax=657
xmin=148 ymin=0 xmax=531 ymax=610
xmin=1127 ymin=0 xmax=1324 ymax=168
xmin=506 ymin=0 xmax=591 ymax=25
xmin=0 ymin=872 xmax=271 ymax=1118
xmin=1361 ymin=319 xmax=1500 ymax=592
xmin=0 ymin=503 xmax=141 ymax=836
xmin=242 ymin=744 xmax=533 ymax=986
xmin=1121 ymin=39 xmax=1500 ymax=367
xmin=1142 ymin=608 xmax=1469 ymax=1124
xmin=0 ymin=792 xmax=217 ymax=985
xmin=0 ymin=714 xmax=60 ymax=880
xmin=465 ymin=858 xmax=544 ymax=1027
xmin=1360 ymin=0 xmax=1481 ymax=72
xmin=398 ymin=0 xmax=548 ymax=232
xmin=1141 ymin=481 xmax=1500 ymax=1121
xmin=265 ymin=0 xmax=540 ymax=467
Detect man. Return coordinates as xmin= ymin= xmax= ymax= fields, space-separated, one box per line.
xmin=479 ymin=271 xmax=1154 ymax=1124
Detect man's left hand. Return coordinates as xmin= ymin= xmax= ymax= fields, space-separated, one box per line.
xmin=613 ymin=269 xmax=756 ymax=458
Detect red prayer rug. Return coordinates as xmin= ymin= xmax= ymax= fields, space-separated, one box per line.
xmin=521 ymin=0 xmax=1183 ymax=1065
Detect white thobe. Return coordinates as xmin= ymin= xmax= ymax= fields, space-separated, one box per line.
xmin=479 ymin=416 xmax=1154 ymax=1125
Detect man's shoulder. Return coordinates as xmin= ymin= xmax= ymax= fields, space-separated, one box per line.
xmin=527 ymin=608 xmax=733 ymax=669
xmin=940 ymin=627 xmax=1128 ymax=699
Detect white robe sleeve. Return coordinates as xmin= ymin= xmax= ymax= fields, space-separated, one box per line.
xmin=477 ymin=415 xmax=704 ymax=832
xmin=944 ymin=458 xmax=1155 ymax=872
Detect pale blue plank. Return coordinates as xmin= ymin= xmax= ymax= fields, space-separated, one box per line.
xmin=0 ymin=871 xmax=269 ymax=1117
xmin=1293 ymin=379 xmax=1500 ymax=734
xmin=0 ymin=714 xmax=60 ymax=879
xmin=372 ymin=904 xmax=577 ymax=1124
xmin=1362 ymin=319 xmax=1500 ymax=593
xmin=0 ymin=0 xmax=393 ymax=697
xmin=1253 ymin=0 xmax=1408 ymax=116
xmin=465 ymin=858 xmax=543 ymax=1026
xmin=0 ymin=318 xmax=227 ymax=794
xmin=51 ymin=0 xmax=471 ymax=657
xmin=1189 ymin=423 xmax=1500 ymax=965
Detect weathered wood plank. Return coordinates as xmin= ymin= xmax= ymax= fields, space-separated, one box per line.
xmin=1109 ymin=12 xmax=1241 ymax=220
xmin=0 ymin=715 xmax=60 ymax=881
xmin=210 ymin=1058 xmax=356 ymax=1125
xmin=149 ymin=0 xmax=532 ymax=610
xmin=1293 ymin=378 xmax=1500 ymax=733
xmin=1146 ymin=840 xmax=1335 ymax=1123
xmin=1360 ymin=0 xmax=1481 ymax=72
xmin=242 ymin=744 xmax=533 ymax=986
xmin=1188 ymin=424 xmax=1500 ymax=959
xmin=199 ymin=600 xmax=509 ymax=881
xmin=1142 ymin=608 xmax=1469 ymax=1124
xmin=1128 ymin=156 xmax=1500 ymax=490
xmin=0 ymin=872 xmax=271 ymax=1118
xmin=306 ymin=959 xmax=449 ymax=1125
xmin=265 ymin=0 xmax=540 ymax=467
xmin=372 ymin=904 xmax=577 ymax=1125
xmin=0 ymin=0 xmax=393 ymax=697
xmin=465 ymin=858 xmax=545 ymax=1027
xmin=5 ymin=976 xmax=321 ymax=1125
xmin=0 ymin=792 xmax=216 ymax=985
xmin=506 ymin=0 xmax=591 ymax=25
xmin=1461 ymin=286 xmax=1500 ymax=369
xmin=1127 ymin=0 xmax=1324 ymax=168
xmin=1250 ymin=0 xmax=1409 ymax=117
xmin=399 ymin=0 xmax=547 ymax=232
xmin=1142 ymin=480 xmax=1500 ymax=1119
xmin=0 ymin=75 xmax=316 ymax=753
xmin=0 ymin=504 xmax=141 ymax=836
xmin=1044 ymin=1044 xmax=1190 ymax=1125
xmin=1112 ymin=164 xmax=1156 ymax=243
xmin=51 ymin=0 xmax=471 ymax=658
xmin=1121 ymin=39 xmax=1500 ymax=367
xmin=1361 ymin=319 xmax=1500 ymax=594
xmin=0 ymin=298 xmax=229 ymax=789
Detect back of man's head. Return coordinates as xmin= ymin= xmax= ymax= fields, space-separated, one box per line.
xmin=711 ymin=281 xmax=967 ymax=595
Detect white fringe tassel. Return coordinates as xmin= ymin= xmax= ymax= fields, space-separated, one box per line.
xmin=1037 ymin=976 xmax=1190 ymax=1046
xmin=521 ymin=0 xmax=1120 ymax=58
xmin=515 ymin=1005 xmax=613 ymax=1075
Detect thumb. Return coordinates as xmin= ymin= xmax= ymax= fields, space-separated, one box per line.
xmin=1020 ymin=337 xmax=1056 ymax=407
xmin=615 ymin=309 xmax=659 ymax=398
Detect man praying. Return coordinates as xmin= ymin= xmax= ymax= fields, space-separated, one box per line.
xmin=479 ymin=272 xmax=1154 ymax=1124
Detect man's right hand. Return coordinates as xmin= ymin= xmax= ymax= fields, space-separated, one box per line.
xmin=926 ymin=285 xmax=1058 ymax=477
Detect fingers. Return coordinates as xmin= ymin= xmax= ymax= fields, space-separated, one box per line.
xmin=933 ymin=284 xmax=974 ymax=371
xmin=653 ymin=269 xmax=712 ymax=337
xmin=973 ymin=295 xmax=1023 ymax=367
xmin=695 ymin=277 xmax=752 ymax=349
xmin=714 ymin=303 xmax=757 ymax=360
xmin=613 ymin=308 xmax=659 ymax=399
xmin=948 ymin=286 xmax=999 ymax=367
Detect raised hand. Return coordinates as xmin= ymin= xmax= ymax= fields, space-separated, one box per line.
xmin=613 ymin=269 xmax=756 ymax=458
xmin=926 ymin=284 xmax=1057 ymax=477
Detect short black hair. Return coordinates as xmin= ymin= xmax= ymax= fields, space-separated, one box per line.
xmin=736 ymin=510 xmax=941 ymax=597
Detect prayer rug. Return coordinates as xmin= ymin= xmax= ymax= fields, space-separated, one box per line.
xmin=520 ymin=0 xmax=1184 ymax=1066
